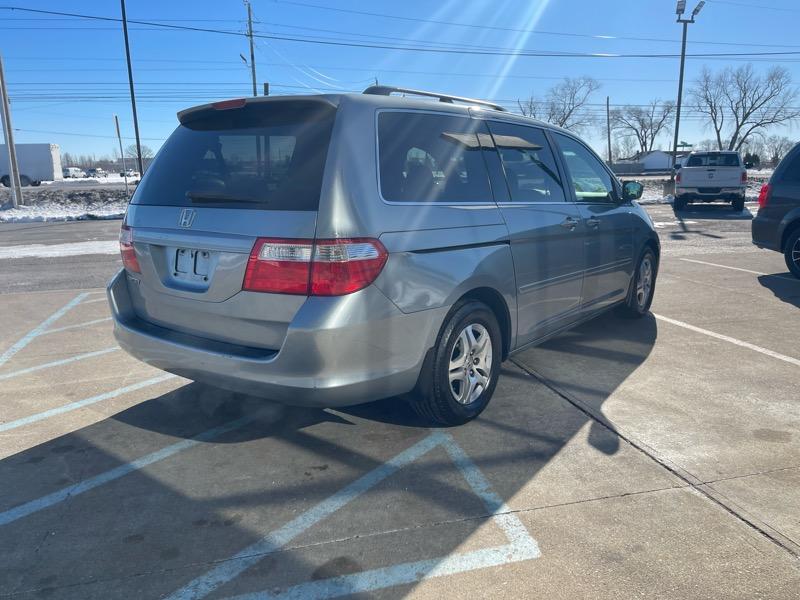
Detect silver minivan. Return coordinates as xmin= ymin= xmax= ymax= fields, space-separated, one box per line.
xmin=108 ymin=86 xmax=659 ymax=425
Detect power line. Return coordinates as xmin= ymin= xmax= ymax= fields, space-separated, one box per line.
xmin=4 ymin=6 xmax=800 ymax=60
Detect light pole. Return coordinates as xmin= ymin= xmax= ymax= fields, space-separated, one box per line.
xmin=670 ymin=0 xmax=704 ymax=183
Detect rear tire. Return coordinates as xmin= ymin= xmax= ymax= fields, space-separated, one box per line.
xmin=674 ymin=197 xmax=686 ymax=211
xmin=784 ymin=228 xmax=800 ymax=279
xmin=0 ymin=176 xmax=9 ymax=188
xmin=732 ymin=197 xmax=745 ymax=211
xmin=410 ymin=300 xmax=502 ymax=426
xmin=618 ymin=248 xmax=657 ymax=318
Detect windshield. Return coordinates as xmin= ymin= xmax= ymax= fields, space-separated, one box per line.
xmin=131 ymin=101 xmax=336 ymax=210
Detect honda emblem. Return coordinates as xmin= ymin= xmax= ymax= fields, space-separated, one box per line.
xmin=178 ymin=208 xmax=196 ymax=228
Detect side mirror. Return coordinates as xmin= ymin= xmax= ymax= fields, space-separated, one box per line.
xmin=622 ymin=180 xmax=644 ymax=202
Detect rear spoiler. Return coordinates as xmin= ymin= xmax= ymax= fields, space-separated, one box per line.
xmin=177 ymin=95 xmax=339 ymax=125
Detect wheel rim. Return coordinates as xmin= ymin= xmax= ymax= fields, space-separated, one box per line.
xmin=793 ymin=238 xmax=800 ymax=269
xmin=448 ymin=323 xmax=493 ymax=405
xmin=636 ymin=256 xmax=653 ymax=309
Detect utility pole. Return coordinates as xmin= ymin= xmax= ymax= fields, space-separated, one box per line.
xmin=606 ymin=96 xmax=613 ymax=164
xmin=670 ymin=0 xmax=705 ymax=183
xmin=120 ymin=0 xmax=144 ymax=176
xmin=114 ymin=115 xmax=129 ymax=198
xmin=0 ymin=54 xmax=22 ymax=208
xmin=246 ymin=1 xmax=257 ymax=97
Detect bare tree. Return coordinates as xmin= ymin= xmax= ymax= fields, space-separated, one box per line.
xmin=764 ymin=134 xmax=794 ymax=166
xmin=611 ymin=100 xmax=675 ymax=154
xmin=125 ymin=144 xmax=154 ymax=159
xmin=517 ymin=76 xmax=600 ymax=131
xmin=695 ymin=139 xmax=717 ymax=151
xmin=612 ymin=135 xmax=638 ymax=161
xmin=517 ymin=97 xmax=539 ymax=119
xmin=690 ymin=64 xmax=800 ymax=151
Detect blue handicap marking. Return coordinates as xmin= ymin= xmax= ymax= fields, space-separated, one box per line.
xmin=167 ymin=431 xmax=541 ymax=600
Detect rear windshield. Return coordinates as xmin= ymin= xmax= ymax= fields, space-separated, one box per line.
xmin=685 ymin=153 xmax=740 ymax=167
xmin=132 ymin=101 xmax=336 ymax=210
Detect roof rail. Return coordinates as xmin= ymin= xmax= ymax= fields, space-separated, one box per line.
xmin=362 ymin=85 xmax=506 ymax=112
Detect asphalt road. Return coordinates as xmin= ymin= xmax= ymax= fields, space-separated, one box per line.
xmin=1 ymin=201 xmax=799 ymax=599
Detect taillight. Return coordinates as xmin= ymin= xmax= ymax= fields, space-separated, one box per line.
xmin=757 ymin=183 xmax=772 ymax=209
xmin=741 ymin=171 xmax=748 ymax=184
xmin=119 ymin=223 xmax=141 ymax=273
xmin=243 ymin=238 xmax=388 ymax=296
xmin=675 ymin=171 xmax=681 ymax=184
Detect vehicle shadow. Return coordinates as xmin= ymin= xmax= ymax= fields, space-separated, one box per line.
xmin=672 ymin=203 xmax=754 ymax=221
xmin=0 ymin=311 xmax=657 ymax=598
xmin=758 ymin=273 xmax=800 ymax=308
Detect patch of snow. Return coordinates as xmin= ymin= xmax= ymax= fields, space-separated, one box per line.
xmin=0 ymin=201 xmax=126 ymax=223
xmin=0 ymin=241 xmax=119 ymax=259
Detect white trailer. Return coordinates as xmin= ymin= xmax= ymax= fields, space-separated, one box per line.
xmin=0 ymin=143 xmax=63 ymax=186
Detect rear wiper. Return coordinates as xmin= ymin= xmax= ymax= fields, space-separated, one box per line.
xmin=185 ymin=191 xmax=265 ymax=204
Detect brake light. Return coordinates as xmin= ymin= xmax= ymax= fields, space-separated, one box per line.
xmin=119 ymin=223 xmax=141 ymax=273
xmin=675 ymin=171 xmax=681 ymax=184
xmin=741 ymin=171 xmax=748 ymax=184
xmin=243 ymin=238 xmax=388 ymax=296
xmin=757 ymin=183 xmax=772 ymax=209
xmin=212 ymin=98 xmax=247 ymax=110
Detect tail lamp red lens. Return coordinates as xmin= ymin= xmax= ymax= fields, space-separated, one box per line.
xmin=119 ymin=223 xmax=141 ymax=273
xmin=741 ymin=171 xmax=748 ymax=184
xmin=243 ymin=238 xmax=388 ymax=296
xmin=757 ymin=183 xmax=772 ymax=209
xmin=675 ymin=171 xmax=681 ymax=184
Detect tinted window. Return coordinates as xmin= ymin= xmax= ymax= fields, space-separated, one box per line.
xmin=552 ymin=133 xmax=615 ymax=203
xmin=378 ymin=112 xmax=492 ymax=203
xmin=686 ymin=153 xmax=740 ymax=167
xmin=488 ymin=122 xmax=564 ymax=203
xmin=132 ymin=101 xmax=336 ymax=210
xmin=780 ymin=149 xmax=800 ymax=182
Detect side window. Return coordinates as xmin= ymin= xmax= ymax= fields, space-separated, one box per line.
xmin=781 ymin=150 xmax=800 ymax=183
xmin=552 ymin=133 xmax=615 ymax=203
xmin=487 ymin=122 xmax=565 ymax=203
xmin=378 ymin=112 xmax=492 ymax=203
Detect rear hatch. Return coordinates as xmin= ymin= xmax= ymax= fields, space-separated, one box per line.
xmin=680 ymin=152 xmax=743 ymax=190
xmin=122 ymin=98 xmax=337 ymax=351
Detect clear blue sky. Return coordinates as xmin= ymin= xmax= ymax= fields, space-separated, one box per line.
xmin=2 ymin=0 xmax=799 ymax=158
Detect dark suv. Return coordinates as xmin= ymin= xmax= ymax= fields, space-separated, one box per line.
xmin=752 ymin=142 xmax=800 ymax=278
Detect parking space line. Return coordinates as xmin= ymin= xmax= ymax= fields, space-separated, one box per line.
xmin=0 ymin=413 xmax=258 ymax=527
xmin=79 ymin=297 xmax=109 ymax=305
xmin=0 ymin=347 xmax=119 ymax=381
xmin=0 ymin=292 xmax=88 ymax=368
xmin=168 ymin=432 xmax=540 ymax=600
xmin=654 ymin=314 xmax=800 ymax=367
xmin=679 ymin=258 xmax=799 ymax=282
xmin=166 ymin=431 xmax=450 ymax=600
xmin=0 ymin=373 xmax=176 ymax=433
xmin=41 ymin=317 xmax=113 ymax=335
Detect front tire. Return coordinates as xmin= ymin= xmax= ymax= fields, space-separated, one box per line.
xmin=784 ymin=229 xmax=800 ymax=279
xmin=411 ymin=300 xmax=502 ymax=426
xmin=618 ymin=248 xmax=657 ymax=318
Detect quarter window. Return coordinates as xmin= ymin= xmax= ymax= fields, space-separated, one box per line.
xmin=552 ymin=133 xmax=615 ymax=203
xmin=378 ymin=112 xmax=492 ymax=203
xmin=487 ymin=122 xmax=565 ymax=203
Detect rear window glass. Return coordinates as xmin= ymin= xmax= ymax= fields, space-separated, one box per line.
xmin=686 ymin=153 xmax=740 ymax=167
xmin=132 ymin=101 xmax=336 ymax=210
xmin=378 ymin=112 xmax=492 ymax=203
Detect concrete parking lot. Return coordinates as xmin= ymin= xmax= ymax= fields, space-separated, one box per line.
xmin=1 ymin=200 xmax=798 ymax=599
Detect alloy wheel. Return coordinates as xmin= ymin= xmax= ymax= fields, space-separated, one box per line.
xmin=448 ymin=323 xmax=492 ymax=405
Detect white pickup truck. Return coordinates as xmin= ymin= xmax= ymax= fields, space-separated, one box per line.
xmin=674 ymin=151 xmax=747 ymax=211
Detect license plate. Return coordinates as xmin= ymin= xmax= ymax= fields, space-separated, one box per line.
xmin=174 ymin=248 xmax=211 ymax=281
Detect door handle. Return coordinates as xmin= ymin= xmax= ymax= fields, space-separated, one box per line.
xmin=560 ymin=216 xmax=580 ymax=230
xmin=586 ymin=217 xmax=601 ymax=229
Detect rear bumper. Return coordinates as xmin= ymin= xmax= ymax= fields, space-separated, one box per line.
xmin=675 ymin=187 xmax=745 ymax=201
xmin=107 ymin=270 xmax=447 ymax=407
xmin=751 ymin=214 xmax=781 ymax=252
